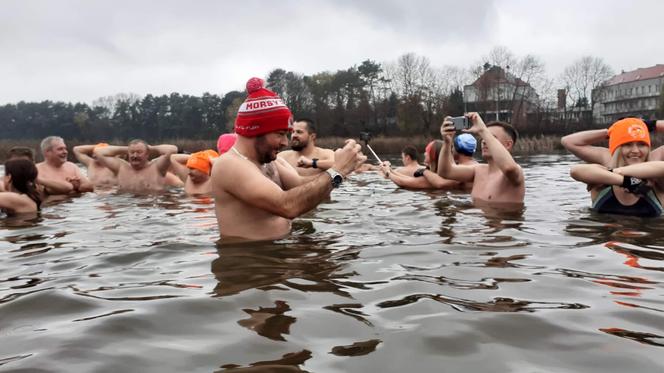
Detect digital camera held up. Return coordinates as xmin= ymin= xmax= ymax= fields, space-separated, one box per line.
xmin=450 ymin=116 xmax=470 ymax=130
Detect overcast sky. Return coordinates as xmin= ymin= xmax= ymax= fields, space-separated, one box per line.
xmin=2 ymin=0 xmax=663 ymax=104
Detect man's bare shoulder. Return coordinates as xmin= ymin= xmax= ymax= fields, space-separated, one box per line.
xmin=314 ymin=147 xmax=335 ymax=158
xmin=277 ymin=150 xmax=298 ymax=160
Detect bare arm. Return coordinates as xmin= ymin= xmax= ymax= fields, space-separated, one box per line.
xmin=94 ymin=145 xmax=128 ymax=175
xmin=468 ymin=113 xmax=523 ymax=186
xmin=70 ymin=165 xmax=94 ymax=193
xmin=149 ymin=144 xmax=178 ymax=176
xmin=72 ymin=145 xmax=95 ymax=167
xmin=560 ymin=129 xmax=611 ymax=166
xmin=220 ymin=140 xmax=363 ymax=219
xmin=36 ymin=176 xmax=74 ymax=194
xmin=385 ymin=168 xmax=434 ymax=189
xmin=169 ymin=154 xmax=190 ymax=182
xmin=570 ymin=163 xmax=623 ymax=187
xmin=274 ymin=158 xmax=318 ymax=190
xmin=613 ymin=161 xmax=664 ymax=181
xmin=438 ymin=124 xmax=476 ymax=183
xmin=422 ymin=169 xmax=461 ymax=189
xmin=297 ymin=149 xmax=335 ymax=170
xmin=224 ymin=164 xmax=334 ymax=219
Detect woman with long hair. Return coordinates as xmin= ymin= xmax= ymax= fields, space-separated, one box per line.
xmin=1 ymin=159 xmax=41 ymax=215
xmin=570 ymin=118 xmax=664 ymax=217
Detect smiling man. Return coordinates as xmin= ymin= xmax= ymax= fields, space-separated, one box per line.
xmin=94 ymin=140 xmax=178 ymax=193
xmin=211 ymin=77 xmax=365 ymax=241
xmin=277 ymin=118 xmax=335 ymax=176
xmin=36 ymin=136 xmax=94 ymax=194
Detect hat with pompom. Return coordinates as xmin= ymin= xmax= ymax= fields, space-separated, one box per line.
xmin=234 ymin=77 xmax=293 ymax=137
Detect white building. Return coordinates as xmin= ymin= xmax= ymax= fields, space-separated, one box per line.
xmin=593 ymin=65 xmax=664 ymax=124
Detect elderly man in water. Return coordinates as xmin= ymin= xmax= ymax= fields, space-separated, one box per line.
xmin=211 ymin=77 xmax=365 ymax=241
xmin=36 ymin=136 xmax=94 ymax=194
xmin=94 ymin=140 xmax=179 ymax=193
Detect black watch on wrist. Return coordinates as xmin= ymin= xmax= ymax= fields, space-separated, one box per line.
xmin=413 ymin=168 xmax=426 ymax=177
xmin=326 ymin=168 xmax=343 ymax=188
xmin=312 ymin=158 xmax=319 ymax=169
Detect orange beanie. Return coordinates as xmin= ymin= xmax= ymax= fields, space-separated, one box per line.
xmin=608 ymin=118 xmax=650 ymax=155
xmin=186 ymin=150 xmax=219 ymax=175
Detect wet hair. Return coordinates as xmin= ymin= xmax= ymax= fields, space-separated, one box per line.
xmin=40 ymin=136 xmax=64 ymax=153
xmin=294 ymin=118 xmax=316 ymax=134
xmin=8 ymin=147 xmax=35 ymax=161
xmin=128 ymin=139 xmax=149 ymax=150
xmin=426 ymin=140 xmax=444 ymax=174
xmin=401 ymin=145 xmax=419 ymax=162
xmin=4 ymin=159 xmax=41 ymax=208
xmin=486 ymin=121 xmax=518 ymax=144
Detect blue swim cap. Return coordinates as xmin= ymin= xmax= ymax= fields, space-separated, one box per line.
xmin=454 ymin=134 xmax=477 ymax=156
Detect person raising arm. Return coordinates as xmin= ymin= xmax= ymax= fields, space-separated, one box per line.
xmin=438 ymin=113 xmax=524 ymax=205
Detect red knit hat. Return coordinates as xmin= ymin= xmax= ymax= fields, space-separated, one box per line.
xmin=234 ymin=77 xmax=293 ymax=137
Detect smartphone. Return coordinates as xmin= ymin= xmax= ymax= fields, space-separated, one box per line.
xmin=450 ymin=116 xmax=469 ymax=130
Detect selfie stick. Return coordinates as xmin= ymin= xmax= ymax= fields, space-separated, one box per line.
xmin=363 ymin=140 xmax=382 ymax=164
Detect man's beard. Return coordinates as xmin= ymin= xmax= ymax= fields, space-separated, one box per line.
xmin=255 ymin=136 xmax=280 ymax=164
xmin=290 ymin=139 xmax=307 ymax=152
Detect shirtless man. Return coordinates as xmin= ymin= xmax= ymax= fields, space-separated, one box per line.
xmin=211 ymin=77 xmax=365 ymax=241
xmin=381 ymin=135 xmax=477 ymax=190
xmin=73 ymin=143 xmax=117 ymax=188
xmin=94 ymin=140 xmax=178 ymax=193
xmin=438 ymin=113 xmax=525 ymax=205
xmin=36 ymin=136 xmax=94 ymax=194
xmin=277 ymin=118 xmax=335 ymax=176
xmin=170 ymin=150 xmax=219 ymax=195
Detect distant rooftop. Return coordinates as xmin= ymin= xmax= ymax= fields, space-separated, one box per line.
xmin=605 ymin=64 xmax=664 ymax=85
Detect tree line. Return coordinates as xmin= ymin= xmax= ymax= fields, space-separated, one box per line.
xmin=2 ymin=47 xmax=662 ymax=142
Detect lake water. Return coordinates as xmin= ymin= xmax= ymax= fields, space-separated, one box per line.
xmin=1 ymin=154 xmax=663 ymax=372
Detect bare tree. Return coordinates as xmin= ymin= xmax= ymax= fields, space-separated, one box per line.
xmin=561 ymin=56 xmax=614 ymax=109
xmin=92 ymin=93 xmax=142 ymax=117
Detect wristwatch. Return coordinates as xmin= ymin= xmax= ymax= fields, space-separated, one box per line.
xmin=326 ymin=168 xmax=343 ymax=188
xmin=312 ymin=158 xmax=319 ymax=169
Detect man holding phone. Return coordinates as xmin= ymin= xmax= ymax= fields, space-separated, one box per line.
xmin=437 ymin=113 xmax=525 ymax=206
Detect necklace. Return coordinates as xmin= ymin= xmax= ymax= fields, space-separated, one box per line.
xmin=231 ymin=147 xmax=249 ymax=161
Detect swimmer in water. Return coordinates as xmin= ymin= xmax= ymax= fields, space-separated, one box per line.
xmin=211 ymin=77 xmax=365 ymax=241
xmin=170 ymin=149 xmax=220 ymax=195
xmin=1 ymin=159 xmax=41 ymax=215
xmin=570 ymin=118 xmax=664 ymax=217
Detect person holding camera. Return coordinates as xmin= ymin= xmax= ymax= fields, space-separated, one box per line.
xmin=437 ymin=113 xmax=525 ymax=205
xmin=211 ymin=78 xmax=366 ymax=241
xmin=277 ymin=118 xmax=335 ymax=176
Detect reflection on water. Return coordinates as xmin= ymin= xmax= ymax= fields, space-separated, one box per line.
xmin=1 ymin=154 xmax=664 ymax=372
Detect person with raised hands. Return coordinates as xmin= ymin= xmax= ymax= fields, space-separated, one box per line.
xmin=211 ymin=77 xmax=366 ymax=241
xmin=437 ymin=113 xmax=525 ymax=205
xmin=72 ymin=143 xmax=118 ymax=188
xmin=570 ymin=118 xmax=664 ymax=217
xmin=561 ymin=118 xmax=664 ymax=167
xmin=94 ymin=140 xmax=178 ymax=193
